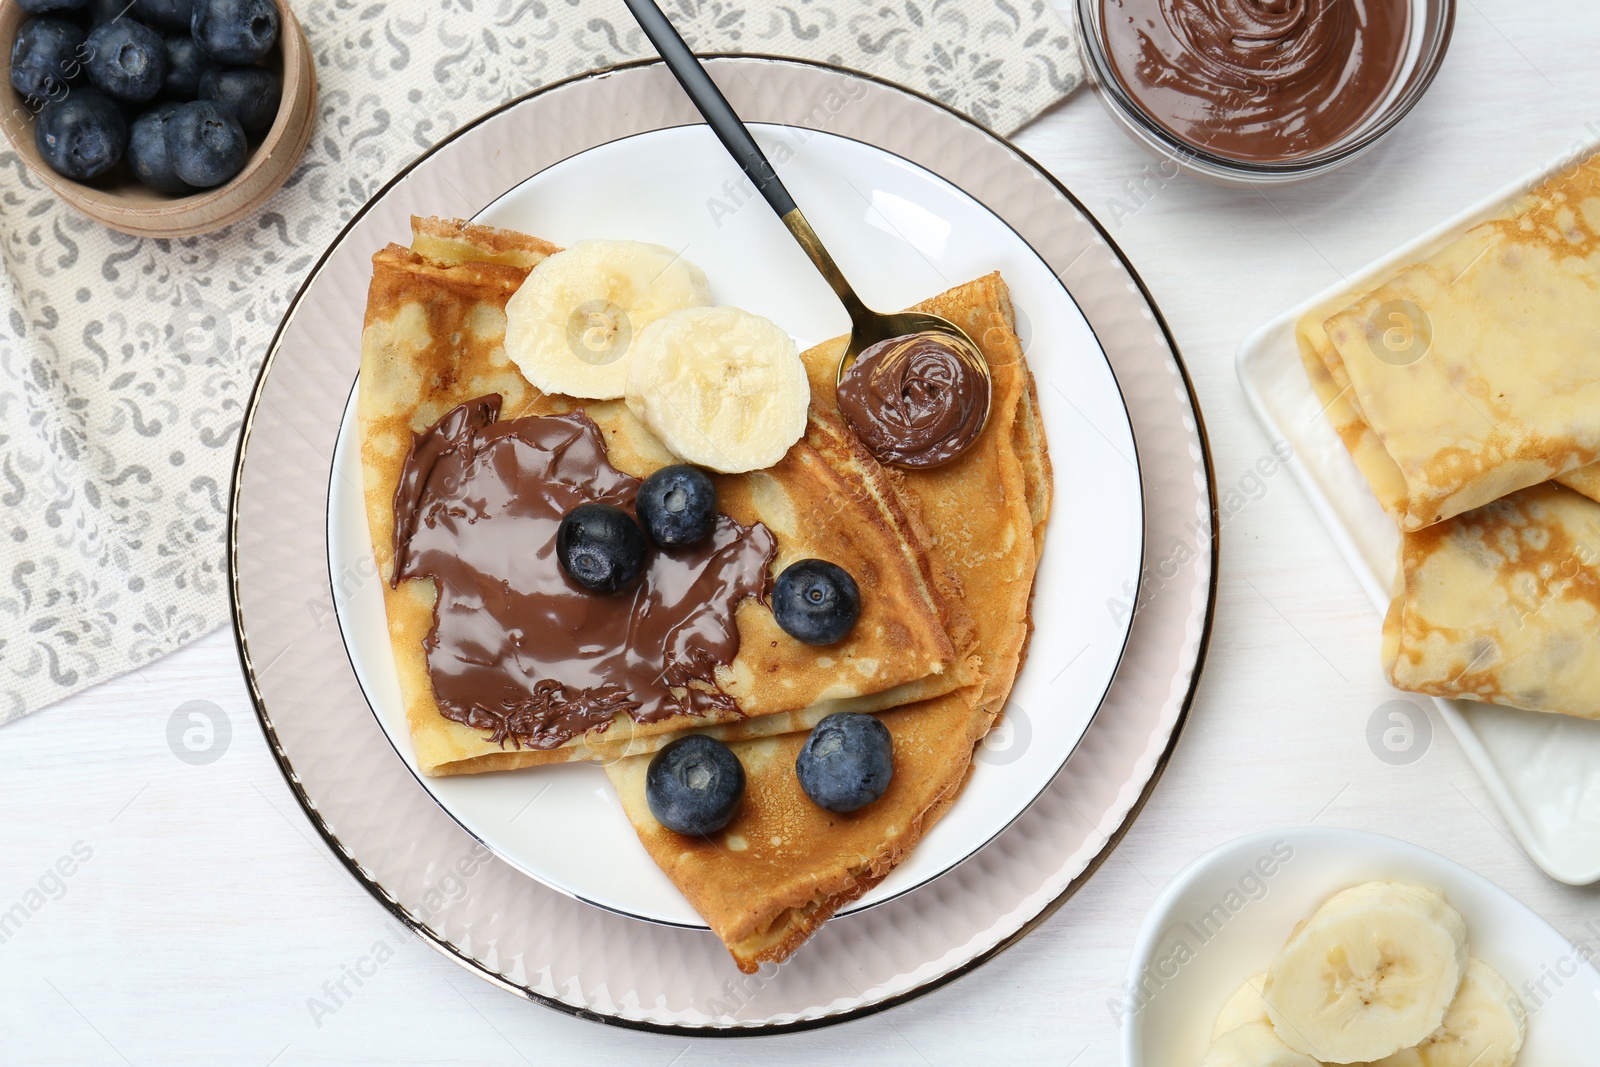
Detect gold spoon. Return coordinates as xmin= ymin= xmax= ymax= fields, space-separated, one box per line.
xmin=622 ymin=0 xmax=993 ymax=463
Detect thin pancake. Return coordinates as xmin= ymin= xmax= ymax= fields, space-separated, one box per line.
xmin=1296 ymin=277 xmax=1600 ymax=523
xmin=1318 ymin=151 xmax=1600 ymax=531
xmin=606 ymin=274 xmax=1047 ymax=972
xmin=1558 ymin=462 xmax=1600 ymax=506
xmin=1383 ymin=482 xmax=1600 ymax=720
xmin=360 ymin=219 xmax=972 ymax=775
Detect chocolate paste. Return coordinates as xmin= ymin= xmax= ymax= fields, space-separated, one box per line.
xmin=836 ymin=331 xmax=991 ymax=469
xmin=1099 ymin=0 xmax=1410 ymax=163
xmin=391 ymin=397 xmax=777 ymax=749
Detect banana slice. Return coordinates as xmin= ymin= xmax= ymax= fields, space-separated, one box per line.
xmin=1214 ymin=973 xmax=1271 ymax=1039
xmin=504 ymin=239 xmax=711 ymax=399
xmin=1199 ymin=1021 xmax=1321 ymax=1067
xmin=1265 ymin=881 xmax=1468 ymax=1064
xmin=625 ymin=305 xmax=809 ymax=473
xmin=1415 ymin=958 xmax=1525 ymax=1067
xmin=1352 ymin=1049 xmax=1424 ymax=1067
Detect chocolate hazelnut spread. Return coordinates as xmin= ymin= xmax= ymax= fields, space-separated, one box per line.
xmin=391 ymin=397 xmax=777 ymax=750
xmin=1099 ymin=0 xmax=1410 ymax=163
xmin=836 ymin=332 xmax=990 ymax=469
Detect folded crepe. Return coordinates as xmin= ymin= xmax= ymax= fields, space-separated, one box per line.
xmin=1296 ymin=299 xmax=1600 ymax=524
xmin=1311 ymin=150 xmax=1600 ymax=531
xmin=606 ymin=273 xmax=1048 ymax=972
xmin=360 ymin=217 xmax=973 ymax=775
xmin=1383 ymin=482 xmax=1600 ymax=720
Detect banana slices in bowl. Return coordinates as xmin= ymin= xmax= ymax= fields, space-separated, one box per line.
xmin=1199 ymin=886 xmax=1525 ymax=1066
xmin=1262 ymin=881 xmax=1474 ymax=1063
xmin=503 ymin=239 xmax=810 ymax=473
xmin=1124 ymin=829 xmax=1594 ymax=1067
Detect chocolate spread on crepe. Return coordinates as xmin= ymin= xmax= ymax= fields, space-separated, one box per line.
xmin=360 ymin=217 xmax=969 ymax=775
xmin=1099 ymin=0 xmax=1409 ymax=162
xmin=391 ymin=397 xmax=776 ymax=750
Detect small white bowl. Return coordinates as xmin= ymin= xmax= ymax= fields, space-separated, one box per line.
xmin=1122 ymin=827 xmax=1600 ymax=1066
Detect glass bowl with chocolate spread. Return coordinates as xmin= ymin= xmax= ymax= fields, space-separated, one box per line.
xmin=1076 ymin=0 xmax=1455 ymax=183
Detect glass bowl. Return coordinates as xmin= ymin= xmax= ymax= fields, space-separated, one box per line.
xmin=1074 ymin=0 xmax=1455 ymax=184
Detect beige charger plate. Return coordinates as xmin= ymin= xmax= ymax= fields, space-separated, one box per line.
xmin=229 ymin=57 xmax=1218 ymax=1032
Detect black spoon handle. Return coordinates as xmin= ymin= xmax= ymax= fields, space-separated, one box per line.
xmin=621 ymin=0 xmax=797 ymax=218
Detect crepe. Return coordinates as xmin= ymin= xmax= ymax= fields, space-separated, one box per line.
xmin=1558 ymin=461 xmax=1600 ymax=506
xmin=1383 ymin=481 xmax=1600 ymax=720
xmin=606 ymin=273 xmax=1048 ymax=972
xmin=1296 ymin=295 xmax=1600 ymax=523
xmin=360 ymin=217 xmax=974 ymax=775
xmin=1313 ymin=150 xmax=1600 ymax=531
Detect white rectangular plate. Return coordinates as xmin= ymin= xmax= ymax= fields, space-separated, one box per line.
xmin=1236 ymin=140 xmax=1600 ymax=887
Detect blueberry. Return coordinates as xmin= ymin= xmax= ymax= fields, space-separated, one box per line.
xmin=198 ymin=64 xmax=278 ymax=132
xmin=160 ymin=33 xmax=207 ymax=99
xmin=646 ymin=735 xmax=745 ymax=836
xmin=771 ymin=559 xmax=861 ymax=645
xmin=636 ymin=465 xmax=717 ymax=548
xmin=556 ymin=503 xmax=647 ymax=593
xmin=84 ymin=0 xmax=132 ymax=26
xmin=125 ymin=102 xmax=192 ymax=193
xmin=9 ymin=18 xmax=87 ymax=102
xmin=190 ymin=0 xmax=278 ymax=64
xmin=164 ymin=99 xmax=245 ymax=186
xmin=795 ymin=712 xmax=893 ymax=813
xmin=130 ymin=0 xmax=194 ymax=31
xmin=34 ymin=88 xmax=126 ymax=180
xmin=84 ymin=19 xmax=165 ymax=103
xmin=13 ymin=0 xmax=88 ymax=13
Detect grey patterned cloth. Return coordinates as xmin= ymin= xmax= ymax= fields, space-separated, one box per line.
xmin=0 ymin=0 xmax=1083 ymax=723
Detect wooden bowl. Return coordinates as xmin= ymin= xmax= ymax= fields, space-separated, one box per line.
xmin=0 ymin=0 xmax=316 ymax=237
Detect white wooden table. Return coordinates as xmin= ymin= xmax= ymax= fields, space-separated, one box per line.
xmin=4 ymin=4 xmax=1599 ymax=1062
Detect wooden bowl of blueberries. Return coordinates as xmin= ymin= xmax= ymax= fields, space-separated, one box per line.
xmin=1 ymin=0 xmax=315 ymax=237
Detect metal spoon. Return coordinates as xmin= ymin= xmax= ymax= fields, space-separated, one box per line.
xmin=621 ymin=0 xmax=993 ymax=440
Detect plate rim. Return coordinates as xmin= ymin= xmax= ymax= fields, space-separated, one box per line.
xmin=1234 ymin=133 xmax=1600 ymax=887
xmin=321 ymin=117 xmax=1148 ymax=929
xmin=229 ymin=53 xmax=1220 ymax=1035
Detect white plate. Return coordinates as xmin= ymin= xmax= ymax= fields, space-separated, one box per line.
xmin=1236 ymin=140 xmax=1600 ymax=887
xmin=1124 ymin=826 xmax=1600 ymax=1066
xmin=326 ymin=123 xmax=1144 ymax=927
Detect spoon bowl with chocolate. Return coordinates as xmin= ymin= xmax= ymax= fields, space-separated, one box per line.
xmin=623 ymin=0 xmax=991 ymax=469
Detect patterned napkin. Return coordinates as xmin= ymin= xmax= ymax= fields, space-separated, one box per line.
xmin=0 ymin=0 xmax=1084 ymax=722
